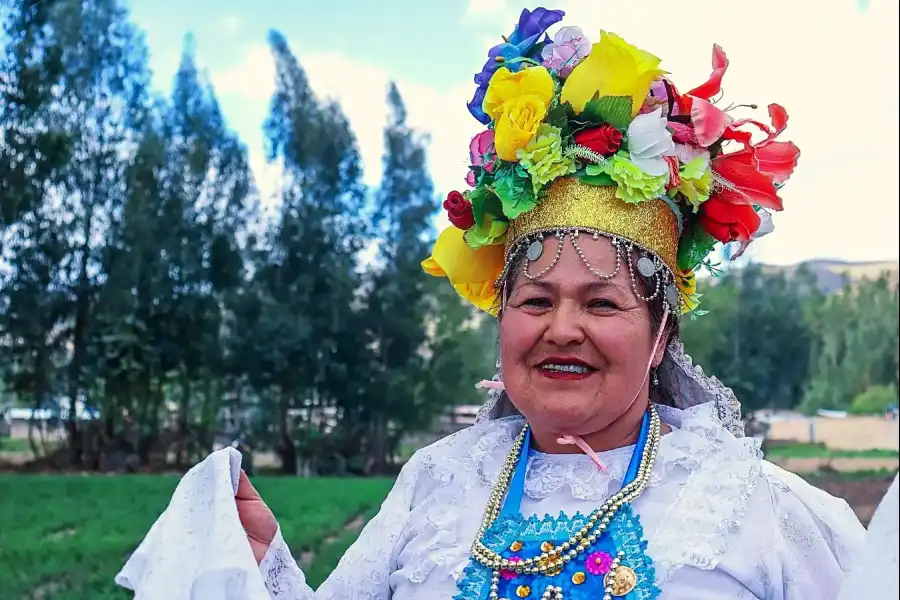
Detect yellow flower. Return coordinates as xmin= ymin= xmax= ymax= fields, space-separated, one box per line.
xmin=421 ymin=226 xmax=505 ymax=315
xmin=560 ymin=31 xmax=665 ymax=117
xmin=677 ymin=155 xmax=713 ymax=211
xmin=676 ymin=268 xmax=700 ymax=315
xmin=483 ymin=66 xmax=555 ymax=161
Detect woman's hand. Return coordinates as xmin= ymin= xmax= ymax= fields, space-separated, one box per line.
xmin=236 ymin=469 xmax=278 ymax=564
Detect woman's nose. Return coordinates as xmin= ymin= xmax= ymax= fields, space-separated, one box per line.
xmin=543 ymin=302 xmax=586 ymax=346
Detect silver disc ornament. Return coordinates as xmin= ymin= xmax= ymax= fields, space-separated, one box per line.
xmin=526 ymin=240 xmax=544 ymax=262
xmin=665 ymin=284 xmax=679 ymax=307
xmin=636 ymin=256 xmax=657 ymax=277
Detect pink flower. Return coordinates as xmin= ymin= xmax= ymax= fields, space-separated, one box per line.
xmin=465 ymin=130 xmax=496 ymax=187
xmin=540 ymin=26 xmax=591 ymax=77
xmin=502 ymin=556 xmax=523 ymax=580
xmin=667 ymin=121 xmax=697 ymax=144
xmin=586 ymin=551 xmax=613 ymax=576
xmin=691 ymin=97 xmax=731 ymax=147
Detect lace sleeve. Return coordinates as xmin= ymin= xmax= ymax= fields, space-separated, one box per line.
xmin=260 ymin=456 xmax=419 ymax=600
xmin=761 ymin=463 xmax=867 ymax=600
xmin=260 ymin=526 xmax=313 ymax=599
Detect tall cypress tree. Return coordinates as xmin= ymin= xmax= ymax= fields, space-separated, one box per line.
xmin=235 ymin=30 xmax=366 ymax=473
xmin=362 ymin=83 xmax=436 ymax=472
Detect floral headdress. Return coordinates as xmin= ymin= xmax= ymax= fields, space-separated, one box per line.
xmin=422 ymin=7 xmax=800 ymax=317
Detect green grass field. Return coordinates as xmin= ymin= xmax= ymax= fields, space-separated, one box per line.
xmin=0 ymin=474 xmax=394 ymax=600
xmin=0 ymin=438 xmax=34 ymax=453
xmin=765 ymin=442 xmax=900 ymax=460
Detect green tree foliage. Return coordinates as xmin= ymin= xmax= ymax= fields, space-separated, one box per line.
xmin=682 ymin=265 xmax=899 ymax=416
xmin=801 ymin=274 xmax=900 ymax=413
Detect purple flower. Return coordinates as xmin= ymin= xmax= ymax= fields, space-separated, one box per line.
xmin=467 ymin=85 xmax=490 ymax=124
xmin=509 ymin=7 xmax=566 ymax=46
xmin=467 ymin=7 xmax=565 ymax=123
xmin=540 ymin=26 xmax=590 ymax=77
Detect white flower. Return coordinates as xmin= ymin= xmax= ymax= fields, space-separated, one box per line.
xmin=669 ymin=143 xmax=709 ymax=165
xmin=627 ymin=108 xmax=674 ymax=177
xmin=753 ymin=209 xmax=774 ymax=239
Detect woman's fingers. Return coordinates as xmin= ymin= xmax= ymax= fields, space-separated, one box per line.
xmin=236 ymin=469 xmax=260 ymax=501
xmin=235 ymin=469 xmax=278 ymax=559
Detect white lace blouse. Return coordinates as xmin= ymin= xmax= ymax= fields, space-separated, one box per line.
xmin=260 ymin=403 xmax=866 ymax=600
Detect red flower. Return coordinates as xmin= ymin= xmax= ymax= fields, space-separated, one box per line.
xmin=686 ymin=44 xmax=729 ymax=101
xmin=699 ymin=197 xmax=761 ymax=244
xmin=710 ymin=151 xmax=782 ymax=210
xmin=574 ymin=125 xmax=622 ymax=156
xmin=673 ymin=44 xmax=730 ymax=116
xmin=443 ymin=191 xmax=476 ymax=229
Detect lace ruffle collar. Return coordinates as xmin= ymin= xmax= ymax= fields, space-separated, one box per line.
xmin=467 ymin=403 xmax=759 ymax=502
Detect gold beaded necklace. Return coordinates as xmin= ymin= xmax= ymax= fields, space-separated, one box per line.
xmin=468 ymin=407 xmax=662 ymax=598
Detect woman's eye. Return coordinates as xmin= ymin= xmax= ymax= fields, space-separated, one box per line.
xmin=590 ymin=299 xmax=618 ymax=310
xmin=522 ymin=297 xmax=552 ymax=308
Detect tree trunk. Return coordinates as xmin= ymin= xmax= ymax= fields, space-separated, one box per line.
xmin=175 ymin=373 xmax=192 ymax=466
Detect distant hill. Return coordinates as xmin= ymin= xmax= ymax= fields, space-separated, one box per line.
xmin=762 ymin=260 xmax=899 ymax=294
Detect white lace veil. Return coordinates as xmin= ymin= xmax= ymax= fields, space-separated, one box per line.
xmin=474 ymin=339 xmax=746 ymax=438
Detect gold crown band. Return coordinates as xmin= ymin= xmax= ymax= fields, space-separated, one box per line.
xmin=505 ymin=178 xmax=680 ymax=273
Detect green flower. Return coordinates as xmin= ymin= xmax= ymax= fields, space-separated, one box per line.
xmin=515 ymin=123 xmax=577 ymax=196
xmin=676 ymin=155 xmax=713 ymax=212
xmin=467 ymin=218 xmax=509 ymax=248
xmin=601 ymin=153 xmax=668 ymax=204
xmin=466 ymin=186 xmax=509 ymax=248
xmin=491 ymin=164 xmax=538 ymax=220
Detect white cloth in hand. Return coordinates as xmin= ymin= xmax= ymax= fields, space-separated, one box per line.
xmin=837 ymin=474 xmax=899 ymax=600
xmin=115 ymin=447 xmax=271 ymax=600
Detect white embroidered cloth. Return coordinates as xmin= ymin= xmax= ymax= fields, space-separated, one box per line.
xmin=837 ymin=474 xmax=899 ymax=600
xmin=115 ymin=447 xmax=271 ymax=600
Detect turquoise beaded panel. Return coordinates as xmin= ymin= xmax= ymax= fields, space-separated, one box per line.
xmin=455 ymin=506 xmax=660 ymax=600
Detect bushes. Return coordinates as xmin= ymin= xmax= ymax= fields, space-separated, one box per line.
xmin=850 ymin=385 xmax=899 ymax=415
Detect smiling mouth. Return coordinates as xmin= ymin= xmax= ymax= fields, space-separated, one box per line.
xmin=541 ymin=363 xmax=592 ymax=374
xmin=537 ymin=359 xmax=596 ymax=379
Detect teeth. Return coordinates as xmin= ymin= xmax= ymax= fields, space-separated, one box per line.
xmin=542 ymin=363 xmax=589 ymax=374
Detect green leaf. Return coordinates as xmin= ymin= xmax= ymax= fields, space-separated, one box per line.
xmin=677 ymin=223 xmax=717 ymax=272
xmin=576 ymin=169 xmax=614 ymax=187
xmin=468 ymin=186 xmax=504 ymax=226
xmin=580 ymin=96 xmax=633 ymax=130
xmin=545 ymin=102 xmax=570 ymax=135
xmin=491 ymin=164 xmax=537 ymax=219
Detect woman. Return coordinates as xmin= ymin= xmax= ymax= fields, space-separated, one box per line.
xmin=239 ymin=7 xmax=866 ymax=599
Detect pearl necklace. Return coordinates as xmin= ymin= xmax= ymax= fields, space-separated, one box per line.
xmin=469 ymin=407 xmax=662 ymax=599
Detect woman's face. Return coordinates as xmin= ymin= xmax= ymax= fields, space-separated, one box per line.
xmin=499 ymin=235 xmax=665 ymax=442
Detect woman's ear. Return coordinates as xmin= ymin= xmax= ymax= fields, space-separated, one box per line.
xmin=651 ymin=333 xmax=669 ymax=369
xmin=650 ymin=309 xmax=673 ymax=369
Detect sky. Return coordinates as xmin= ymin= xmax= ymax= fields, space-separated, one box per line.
xmin=126 ymin=0 xmax=900 ymax=266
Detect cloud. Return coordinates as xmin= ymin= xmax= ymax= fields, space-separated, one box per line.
xmin=210 ymin=45 xmax=276 ymax=103
xmin=221 ymin=16 xmax=243 ymax=35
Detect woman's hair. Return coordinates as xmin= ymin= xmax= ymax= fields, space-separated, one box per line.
xmin=495 ymin=243 xmax=680 ymax=407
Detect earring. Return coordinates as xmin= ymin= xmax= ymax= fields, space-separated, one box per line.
xmin=652 ymin=369 xmax=659 ymax=387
